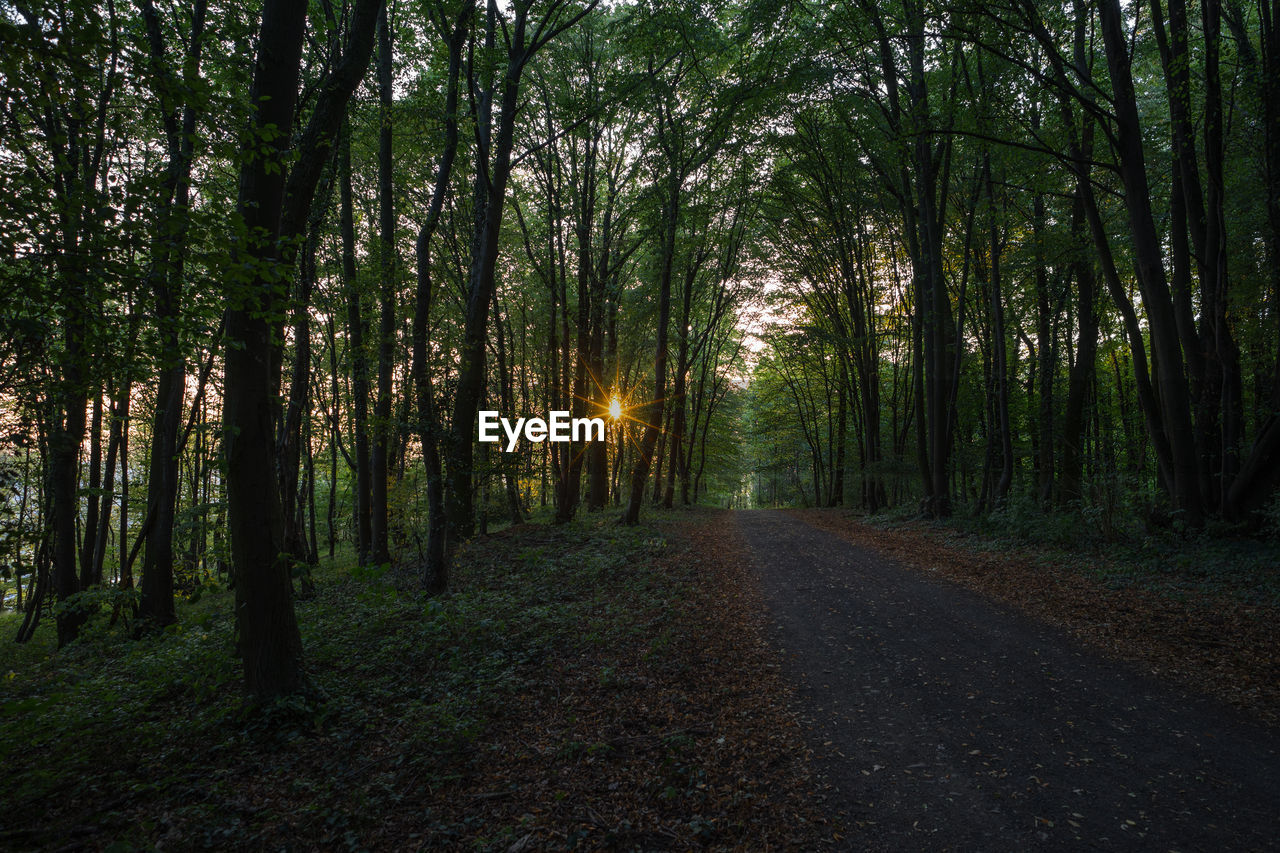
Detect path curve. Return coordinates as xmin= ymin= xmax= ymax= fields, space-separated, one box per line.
xmin=736 ymin=510 xmax=1278 ymax=851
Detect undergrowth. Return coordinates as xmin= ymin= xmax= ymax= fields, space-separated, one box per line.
xmin=853 ymin=495 xmax=1280 ymax=606
xmin=0 ymin=509 xmax=759 ymax=850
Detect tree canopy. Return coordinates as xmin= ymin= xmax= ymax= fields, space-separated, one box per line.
xmin=1 ymin=0 xmax=1278 ymax=702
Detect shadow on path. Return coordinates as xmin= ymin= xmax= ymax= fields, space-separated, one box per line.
xmin=736 ymin=509 xmax=1278 ymax=851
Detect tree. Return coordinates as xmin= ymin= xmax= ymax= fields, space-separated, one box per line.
xmin=441 ymin=0 xmax=597 ymax=557
xmin=223 ymin=0 xmax=381 ymax=700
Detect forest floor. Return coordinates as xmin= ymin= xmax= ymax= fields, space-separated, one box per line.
xmin=0 ymin=508 xmax=830 ymax=851
xmin=750 ymin=508 xmax=1278 ymax=850
xmin=4 ymin=506 xmax=1278 ymax=851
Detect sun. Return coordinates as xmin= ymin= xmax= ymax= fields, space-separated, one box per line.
xmin=608 ymin=396 xmax=623 ymax=422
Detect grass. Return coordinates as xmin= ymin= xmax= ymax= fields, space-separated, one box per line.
xmin=0 ymin=517 xmax=661 ymax=846
xmin=0 ymin=507 xmax=822 ymax=850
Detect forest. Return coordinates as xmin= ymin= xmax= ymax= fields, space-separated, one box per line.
xmin=1 ymin=0 xmax=1279 ymax=846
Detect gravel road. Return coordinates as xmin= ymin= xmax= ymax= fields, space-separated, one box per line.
xmin=736 ymin=509 xmax=1279 ymax=851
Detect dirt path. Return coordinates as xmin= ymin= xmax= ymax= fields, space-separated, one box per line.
xmin=734 ymin=510 xmax=1279 ymax=851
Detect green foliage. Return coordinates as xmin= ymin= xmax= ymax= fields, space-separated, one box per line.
xmin=1261 ymin=493 xmax=1280 ymax=543
xmin=888 ymin=503 xmax=1280 ymax=608
xmin=982 ymin=494 xmax=1093 ymax=550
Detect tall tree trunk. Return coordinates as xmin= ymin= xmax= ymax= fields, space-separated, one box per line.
xmin=653 ymin=402 xmax=674 ymax=505
xmin=340 ymin=130 xmax=373 ymax=563
xmin=1099 ymin=0 xmax=1204 ymax=525
xmin=1060 ymin=186 xmax=1099 ymax=506
xmin=326 ymin=318 xmax=340 ymax=558
xmin=118 ymin=399 xmax=131 ymax=592
xmin=136 ymin=0 xmax=207 ymax=632
xmin=280 ymin=175 xmax=332 ymax=568
xmin=586 ymin=183 xmax=613 ymax=510
xmin=444 ymin=0 xmax=531 ymax=548
xmin=79 ymin=394 xmax=103 ymax=588
xmin=663 ymin=264 xmax=695 ymax=510
xmin=223 ymin=0 xmax=311 ymax=698
xmin=624 ymin=165 xmax=678 ymax=525
xmin=1224 ymin=0 xmax=1280 ymax=519
xmin=493 ymin=297 xmax=526 ymax=525
xmin=831 ymin=363 xmax=846 ymax=507
xmin=1032 ymin=183 xmax=1054 ymax=507
xmin=51 ymin=311 xmax=87 ymax=647
xmin=371 ymin=6 xmax=395 ymax=566
xmin=91 ymin=382 xmax=127 ymax=587
xmin=850 ymin=216 xmax=885 ymax=510
xmin=905 ymin=0 xmax=954 ymax=516
xmin=984 ymin=155 xmax=1014 ymax=506
xmin=1201 ymin=0 xmax=1244 ymax=512
xmin=224 ymin=0 xmax=381 ymax=700
xmin=414 ymin=2 xmax=468 ymax=593
xmin=138 ymin=352 xmax=183 ymax=630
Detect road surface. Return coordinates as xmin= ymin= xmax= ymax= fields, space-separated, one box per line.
xmin=735 ymin=510 xmax=1279 ymax=851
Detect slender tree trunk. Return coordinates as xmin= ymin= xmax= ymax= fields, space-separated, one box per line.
xmin=624 ymin=166 xmax=678 ymax=525
xmin=118 ymin=401 xmax=131 ymax=591
xmin=1201 ymin=0 xmax=1244 ymax=511
xmin=904 ymin=0 xmax=954 ymax=516
xmin=280 ymin=179 xmax=330 ymax=567
xmin=91 ymin=387 xmax=124 ymax=587
xmin=651 ymin=403 xmax=671 ymax=506
xmin=50 ymin=338 xmax=86 ymax=647
xmin=136 ymin=0 xmax=207 ymax=632
xmin=445 ymin=0 xmax=530 ymax=548
xmin=79 ymin=394 xmax=103 ymax=588
xmin=832 ymin=364 xmax=846 ymax=507
xmin=493 ymin=298 xmax=525 ymax=525
xmin=1060 ymin=187 xmax=1099 ymax=506
xmin=340 ymin=130 xmax=373 ymax=563
xmin=14 ymin=447 xmax=32 ymax=613
xmin=1099 ymin=0 xmax=1203 ymax=524
xmin=305 ymin=413 xmax=319 ymax=566
xmin=414 ymin=3 xmax=468 ymax=592
xmin=586 ymin=190 xmax=612 ymax=510
xmin=327 ymin=325 xmax=339 ymax=559
xmin=371 ymin=6 xmax=395 ymax=566
xmin=1032 ymin=182 xmax=1054 ymax=507
xmin=663 ymin=264 xmax=694 ymax=510
xmin=138 ymin=354 xmax=183 ymax=630
xmin=984 ymin=155 xmax=1013 ymax=505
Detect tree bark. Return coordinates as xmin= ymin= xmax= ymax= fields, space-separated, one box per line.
xmin=371 ymin=6 xmax=395 ymax=566
xmin=1060 ymin=185 xmax=1098 ymax=506
xmin=624 ymin=162 xmax=678 ymax=524
xmin=444 ymin=0 xmax=530 ymax=547
xmin=983 ymin=155 xmax=1013 ymax=506
xmin=413 ymin=3 xmax=468 ymax=594
xmin=1099 ymin=0 xmax=1203 ymax=524
xmin=338 ymin=131 xmax=374 ymax=563
xmin=224 ymin=0 xmax=381 ymax=701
